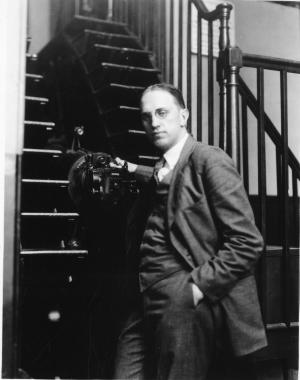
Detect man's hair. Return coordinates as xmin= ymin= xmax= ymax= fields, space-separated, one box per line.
xmin=141 ymin=83 xmax=186 ymax=109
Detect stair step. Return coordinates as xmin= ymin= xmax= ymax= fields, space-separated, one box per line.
xmin=89 ymin=62 xmax=160 ymax=89
xmin=94 ymin=83 xmax=145 ymax=109
xmin=83 ymin=44 xmax=153 ymax=70
xmin=72 ymin=29 xmax=142 ymax=55
xmin=22 ymin=149 xmax=70 ymax=180
xmin=24 ymin=124 xmax=54 ymax=150
xmin=21 ymin=179 xmax=74 ymax=213
xmin=23 ymin=148 xmax=63 ymax=155
xmin=21 ymin=212 xmax=79 ymax=218
xmin=102 ymin=106 xmax=142 ymax=136
xmin=25 ymin=96 xmax=50 ymax=121
xmin=22 ymin=179 xmax=68 ymax=185
xmin=26 ymin=53 xmax=39 ymax=74
xmin=21 ymin=249 xmax=88 ymax=256
xmin=24 ymin=121 xmax=55 ymax=129
xmin=20 ymin=216 xmax=80 ymax=250
xmin=25 ymin=74 xmax=44 ymax=97
xmin=110 ymin=130 xmax=156 ymax=158
xmin=65 ymin=15 xmax=128 ymax=39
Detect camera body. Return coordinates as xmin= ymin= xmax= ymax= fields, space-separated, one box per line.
xmin=85 ymin=153 xmax=139 ymax=203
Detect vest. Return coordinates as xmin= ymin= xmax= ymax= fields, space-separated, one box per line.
xmin=139 ymin=170 xmax=185 ymax=291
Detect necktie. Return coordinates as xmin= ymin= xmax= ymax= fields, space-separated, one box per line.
xmin=153 ymin=157 xmax=166 ymax=183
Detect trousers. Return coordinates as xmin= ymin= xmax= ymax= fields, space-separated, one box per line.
xmin=113 ymin=271 xmax=224 ymax=380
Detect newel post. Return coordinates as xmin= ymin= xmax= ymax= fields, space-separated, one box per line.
xmin=225 ymin=47 xmax=242 ymax=171
xmin=217 ymin=2 xmax=232 ymax=153
xmin=217 ymin=3 xmax=243 ymax=171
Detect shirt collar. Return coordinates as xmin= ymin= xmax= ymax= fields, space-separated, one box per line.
xmin=163 ymin=132 xmax=189 ymax=170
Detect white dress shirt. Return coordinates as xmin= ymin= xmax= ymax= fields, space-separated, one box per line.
xmin=157 ymin=132 xmax=189 ymax=182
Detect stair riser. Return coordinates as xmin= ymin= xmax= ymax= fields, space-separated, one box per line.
xmin=83 ymin=48 xmax=153 ymax=71
xmin=26 ymin=56 xmax=39 ymax=74
xmin=21 ymin=184 xmax=74 ymax=213
xmin=89 ymin=66 xmax=160 ymax=89
xmin=24 ymin=127 xmax=54 ymax=149
xmin=21 ymin=218 xmax=79 ymax=250
xmin=22 ymin=153 xmax=69 ymax=180
xmin=25 ymin=101 xmax=50 ymax=122
xmin=112 ymin=133 xmax=156 ymax=158
xmin=95 ymin=87 xmax=144 ymax=109
xmin=65 ymin=18 xmax=128 ymax=39
xmin=103 ymin=109 xmax=143 ymax=136
xmin=26 ymin=76 xmax=45 ymax=97
xmin=73 ymin=33 xmax=141 ymax=55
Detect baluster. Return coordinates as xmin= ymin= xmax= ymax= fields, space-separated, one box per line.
xmin=280 ymin=69 xmax=290 ymax=327
xmin=169 ymin=0 xmax=174 ymax=83
xmin=241 ymin=97 xmax=249 ymax=192
xmin=160 ymin=0 xmax=167 ymax=81
xmin=257 ymin=67 xmax=267 ymax=319
xmin=187 ymin=0 xmax=192 ymax=132
xmin=197 ymin=17 xmax=202 ymax=141
xmin=217 ymin=3 xmax=232 ymax=151
xmin=207 ymin=20 xmax=214 ymax=145
xmin=178 ymin=0 xmax=183 ymax=90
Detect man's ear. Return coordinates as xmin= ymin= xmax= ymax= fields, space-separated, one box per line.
xmin=180 ymin=108 xmax=189 ymax=127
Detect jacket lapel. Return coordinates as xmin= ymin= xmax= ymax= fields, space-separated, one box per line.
xmin=167 ymin=134 xmax=198 ymax=230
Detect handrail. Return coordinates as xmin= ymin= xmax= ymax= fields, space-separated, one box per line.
xmin=191 ymin=1 xmax=232 ymax=22
xmin=239 ymin=75 xmax=300 ymax=179
xmin=243 ymin=54 xmax=300 ymax=74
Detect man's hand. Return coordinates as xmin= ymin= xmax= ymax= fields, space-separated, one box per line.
xmin=191 ymin=283 xmax=204 ymax=306
xmin=110 ymin=157 xmax=138 ymax=173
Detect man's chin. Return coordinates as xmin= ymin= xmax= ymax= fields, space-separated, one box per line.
xmin=152 ymin=139 xmax=169 ymax=152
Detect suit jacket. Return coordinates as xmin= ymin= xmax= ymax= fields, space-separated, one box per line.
xmin=127 ymin=135 xmax=267 ymax=357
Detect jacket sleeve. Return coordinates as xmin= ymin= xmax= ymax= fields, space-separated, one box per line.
xmin=190 ymin=148 xmax=264 ymax=303
xmin=134 ymin=165 xmax=154 ymax=183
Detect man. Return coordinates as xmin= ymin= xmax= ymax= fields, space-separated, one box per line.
xmin=110 ymin=83 xmax=267 ymax=380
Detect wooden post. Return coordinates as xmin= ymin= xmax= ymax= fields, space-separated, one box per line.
xmin=225 ymin=46 xmax=242 ymax=171
xmin=216 ymin=2 xmax=232 ymax=151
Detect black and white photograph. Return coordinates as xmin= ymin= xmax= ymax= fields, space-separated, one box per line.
xmin=0 ymin=0 xmax=299 ymax=379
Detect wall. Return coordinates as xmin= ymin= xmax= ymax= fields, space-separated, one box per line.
xmin=0 ymin=0 xmax=28 ymax=376
xmin=230 ymin=0 xmax=300 ymax=195
xmin=27 ymin=0 xmax=51 ymax=54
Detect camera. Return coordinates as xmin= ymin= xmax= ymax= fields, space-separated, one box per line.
xmin=84 ymin=153 xmax=139 ymax=203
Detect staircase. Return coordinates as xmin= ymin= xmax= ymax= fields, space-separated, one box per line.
xmin=18 ymin=1 xmax=299 ymax=379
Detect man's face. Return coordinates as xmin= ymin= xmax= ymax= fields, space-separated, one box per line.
xmin=140 ymin=89 xmax=189 ymax=153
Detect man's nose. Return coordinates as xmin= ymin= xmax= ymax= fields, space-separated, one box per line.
xmin=151 ymin=114 xmax=160 ymax=128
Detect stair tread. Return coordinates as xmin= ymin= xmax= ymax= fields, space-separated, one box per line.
xmin=94 ymin=83 xmax=145 ymax=96
xmin=93 ymin=44 xmax=151 ymax=55
xmin=26 ymin=73 xmax=43 ymax=79
xmin=24 ymin=120 xmax=55 ymax=127
xmin=103 ymin=105 xmax=139 ymax=113
xmin=21 ymin=249 xmax=88 ymax=255
xmin=110 ymin=129 xmax=146 ymax=137
xmin=23 ymin=148 xmax=63 ymax=154
xmin=21 ymin=212 xmax=79 ymax=217
xmin=25 ymin=96 xmax=49 ymax=103
xmin=26 ymin=53 xmax=38 ymax=58
xmin=83 ymin=29 xmax=137 ymax=39
xmin=100 ymin=62 xmax=160 ymax=72
xmin=22 ymin=179 xmax=69 ymax=185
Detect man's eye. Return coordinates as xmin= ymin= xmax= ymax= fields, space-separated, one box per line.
xmin=156 ymin=110 xmax=168 ymax=118
xmin=141 ymin=114 xmax=151 ymax=123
